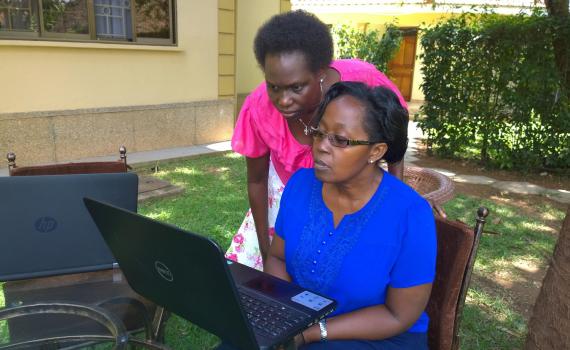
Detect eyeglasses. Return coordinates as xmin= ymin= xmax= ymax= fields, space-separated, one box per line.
xmin=309 ymin=126 xmax=380 ymax=148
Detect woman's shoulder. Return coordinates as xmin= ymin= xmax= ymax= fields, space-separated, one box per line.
xmin=237 ymin=82 xmax=287 ymax=133
xmin=382 ymin=171 xmax=431 ymax=210
xmin=331 ymin=59 xmax=380 ymax=76
xmin=242 ymin=82 xmax=272 ymax=112
xmin=287 ymin=168 xmax=316 ymax=188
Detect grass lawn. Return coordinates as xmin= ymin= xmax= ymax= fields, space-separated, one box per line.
xmin=0 ymin=151 xmax=563 ymax=349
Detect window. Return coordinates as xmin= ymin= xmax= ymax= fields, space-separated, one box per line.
xmin=0 ymin=0 xmax=175 ymax=45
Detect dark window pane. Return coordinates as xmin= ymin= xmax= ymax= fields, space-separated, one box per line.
xmin=94 ymin=0 xmax=132 ymax=40
xmin=134 ymin=0 xmax=170 ymax=39
xmin=0 ymin=0 xmax=38 ymax=32
xmin=42 ymin=0 xmax=88 ymax=34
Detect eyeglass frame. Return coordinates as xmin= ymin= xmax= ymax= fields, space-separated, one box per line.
xmin=309 ymin=126 xmax=383 ymax=148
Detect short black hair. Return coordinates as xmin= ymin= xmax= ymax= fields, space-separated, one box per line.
xmin=254 ymin=10 xmax=333 ymax=73
xmin=314 ymin=81 xmax=409 ymax=163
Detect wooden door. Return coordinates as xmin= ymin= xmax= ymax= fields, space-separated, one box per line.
xmin=387 ymin=29 xmax=418 ymax=101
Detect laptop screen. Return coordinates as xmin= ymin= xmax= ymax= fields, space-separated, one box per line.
xmin=0 ymin=173 xmax=138 ymax=281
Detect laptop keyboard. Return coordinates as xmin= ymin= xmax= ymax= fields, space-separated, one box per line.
xmin=238 ymin=287 xmax=308 ymax=338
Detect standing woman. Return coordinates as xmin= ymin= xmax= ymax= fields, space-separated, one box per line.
xmin=226 ymin=10 xmax=407 ymax=270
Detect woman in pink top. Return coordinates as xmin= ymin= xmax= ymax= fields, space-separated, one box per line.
xmin=226 ymin=11 xmax=407 ymax=270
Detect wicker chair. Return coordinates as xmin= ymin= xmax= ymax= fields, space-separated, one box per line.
xmin=404 ymin=166 xmax=455 ymax=205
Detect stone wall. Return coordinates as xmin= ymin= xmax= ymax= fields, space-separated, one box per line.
xmin=0 ymin=99 xmax=234 ymax=167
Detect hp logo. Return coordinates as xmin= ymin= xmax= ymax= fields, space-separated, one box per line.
xmin=34 ymin=217 xmax=58 ymax=233
xmin=154 ymin=261 xmax=174 ymax=282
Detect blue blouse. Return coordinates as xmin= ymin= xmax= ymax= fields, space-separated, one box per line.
xmin=275 ymin=168 xmax=436 ymax=332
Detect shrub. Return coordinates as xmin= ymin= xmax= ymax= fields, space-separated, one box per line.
xmin=332 ymin=23 xmax=402 ymax=74
xmin=418 ymin=11 xmax=570 ymax=170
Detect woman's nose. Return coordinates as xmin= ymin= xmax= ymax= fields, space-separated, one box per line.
xmin=314 ymin=135 xmax=331 ymax=154
xmin=278 ymin=92 xmax=293 ymax=107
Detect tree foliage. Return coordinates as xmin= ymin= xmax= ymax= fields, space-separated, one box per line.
xmin=418 ymin=11 xmax=570 ymax=170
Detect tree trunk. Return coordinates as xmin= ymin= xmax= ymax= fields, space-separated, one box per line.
xmin=525 ymin=207 xmax=570 ymax=350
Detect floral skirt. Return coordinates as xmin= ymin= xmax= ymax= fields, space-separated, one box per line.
xmin=225 ymin=161 xmax=285 ymax=270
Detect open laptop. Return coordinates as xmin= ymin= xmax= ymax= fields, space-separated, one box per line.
xmin=84 ymin=197 xmax=337 ymax=350
xmin=0 ymin=173 xmax=138 ymax=281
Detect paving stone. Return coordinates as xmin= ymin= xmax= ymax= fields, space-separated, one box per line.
xmin=138 ymin=175 xmax=184 ymax=203
xmin=430 ymin=168 xmax=457 ymax=177
xmin=542 ymin=189 xmax=570 ymax=204
xmin=405 ymin=155 xmax=418 ymax=163
xmin=492 ymin=181 xmax=545 ymax=195
xmin=453 ymin=175 xmax=496 ymax=185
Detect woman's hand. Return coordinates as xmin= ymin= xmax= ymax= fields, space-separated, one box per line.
xmin=293 ymin=331 xmax=306 ymax=348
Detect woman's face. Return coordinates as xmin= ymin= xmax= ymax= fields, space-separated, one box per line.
xmin=263 ymin=51 xmax=324 ymax=121
xmin=312 ymin=95 xmax=386 ymax=184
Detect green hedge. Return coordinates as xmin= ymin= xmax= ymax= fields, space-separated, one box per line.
xmin=418 ymin=11 xmax=570 ymax=170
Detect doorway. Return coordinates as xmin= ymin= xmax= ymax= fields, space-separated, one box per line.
xmin=387 ymin=28 xmax=418 ymax=102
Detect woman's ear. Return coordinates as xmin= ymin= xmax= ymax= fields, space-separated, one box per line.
xmin=369 ymin=143 xmax=388 ymax=163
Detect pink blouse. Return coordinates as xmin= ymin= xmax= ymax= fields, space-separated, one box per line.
xmin=231 ymin=59 xmax=407 ymax=185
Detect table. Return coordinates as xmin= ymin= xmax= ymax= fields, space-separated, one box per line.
xmin=0 ymin=268 xmax=169 ymax=349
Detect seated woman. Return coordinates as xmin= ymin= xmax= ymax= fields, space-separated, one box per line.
xmin=265 ymin=81 xmax=436 ymax=350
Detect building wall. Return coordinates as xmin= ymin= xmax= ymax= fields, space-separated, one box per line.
xmin=236 ymin=0 xmax=280 ymax=96
xmin=235 ymin=0 xmax=291 ymax=112
xmin=0 ymin=1 xmax=236 ymax=167
xmin=219 ymin=0 xmax=237 ymax=99
xmin=0 ymin=1 xmax=219 ymax=113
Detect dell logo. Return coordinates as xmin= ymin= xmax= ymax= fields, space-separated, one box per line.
xmin=34 ymin=217 xmax=58 ymax=233
xmin=154 ymin=261 xmax=174 ymax=282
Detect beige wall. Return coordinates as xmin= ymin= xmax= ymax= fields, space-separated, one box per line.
xmin=236 ymin=0 xmax=281 ymax=95
xmin=0 ymin=1 xmax=240 ymax=167
xmin=0 ymin=1 xmax=219 ymax=114
xmin=219 ymin=0 xmax=236 ymax=99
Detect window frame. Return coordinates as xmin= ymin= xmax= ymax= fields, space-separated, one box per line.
xmin=0 ymin=0 xmax=177 ymax=46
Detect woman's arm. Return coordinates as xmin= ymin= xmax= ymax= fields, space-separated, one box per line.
xmin=301 ymin=283 xmax=432 ymax=343
xmin=264 ymin=235 xmax=291 ymax=281
xmin=246 ymin=155 xmax=271 ymax=266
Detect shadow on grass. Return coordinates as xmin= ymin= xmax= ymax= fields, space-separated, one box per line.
xmin=137 ymin=153 xmax=249 ymax=349
xmin=460 ymin=286 xmax=527 ymax=350
xmin=443 ymin=194 xmax=558 ymax=276
xmin=139 ymin=152 xmax=248 ymax=249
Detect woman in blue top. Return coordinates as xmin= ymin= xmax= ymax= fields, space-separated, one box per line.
xmin=265 ymin=81 xmax=437 ymax=349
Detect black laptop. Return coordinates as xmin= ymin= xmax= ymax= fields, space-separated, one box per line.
xmin=0 ymin=173 xmax=138 ymax=281
xmin=84 ymin=197 xmax=336 ymax=350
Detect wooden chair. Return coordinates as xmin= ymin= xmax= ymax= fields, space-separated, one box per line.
xmin=6 ymin=146 xmax=129 ymax=176
xmin=426 ymin=207 xmax=489 ymax=350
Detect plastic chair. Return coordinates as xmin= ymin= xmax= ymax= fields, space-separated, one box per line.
xmin=426 ymin=207 xmax=489 ymax=350
xmin=6 ymin=146 xmax=129 ymax=176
